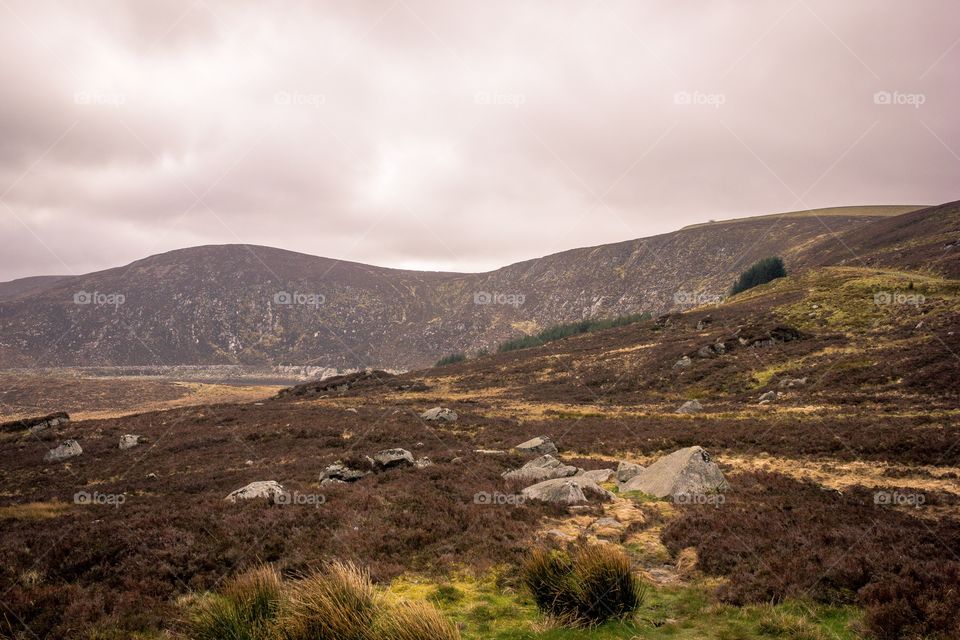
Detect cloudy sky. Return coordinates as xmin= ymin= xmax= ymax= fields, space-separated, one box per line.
xmin=0 ymin=0 xmax=957 ymax=280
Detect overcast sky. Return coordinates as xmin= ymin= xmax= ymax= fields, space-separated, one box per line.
xmin=0 ymin=1 xmax=957 ymax=280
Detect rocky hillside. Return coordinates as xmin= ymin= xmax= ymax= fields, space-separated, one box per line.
xmin=0 ymin=205 xmax=938 ymax=369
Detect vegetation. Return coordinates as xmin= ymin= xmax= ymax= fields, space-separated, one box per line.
xmin=521 ymin=545 xmax=645 ymax=627
xmin=435 ymin=352 xmax=467 ymax=367
xmin=730 ymin=256 xmax=787 ymax=295
xmin=185 ymin=562 xmax=459 ymax=640
xmin=498 ymin=313 xmax=650 ymax=353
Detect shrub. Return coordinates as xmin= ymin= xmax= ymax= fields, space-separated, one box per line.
xmin=730 ymin=256 xmax=787 ymax=295
xmin=498 ymin=313 xmax=650 ymax=353
xmin=281 ymin=562 xmax=378 ymax=640
xmin=435 ymin=353 xmax=467 ymax=367
xmin=521 ymin=545 xmax=644 ymax=627
xmin=185 ymin=565 xmax=283 ymax=640
xmin=375 ymin=600 xmax=461 ymax=640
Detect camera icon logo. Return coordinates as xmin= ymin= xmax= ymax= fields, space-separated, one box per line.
xmin=73 ymin=291 xmax=93 ymax=304
xmin=474 ymin=291 xmax=492 ymax=305
xmin=274 ymin=291 xmax=293 ymax=304
xmin=873 ymin=91 xmax=892 ymax=105
xmin=873 ymin=291 xmax=892 ymax=305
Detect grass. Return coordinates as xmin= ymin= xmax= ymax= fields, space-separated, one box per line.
xmin=498 ymin=313 xmax=651 ymax=353
xmin=0 ymin=501 xmax=71 ymax=520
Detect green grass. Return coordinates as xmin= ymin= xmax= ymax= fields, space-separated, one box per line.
xmin=498 ymin=313 xmax=651 ymax=353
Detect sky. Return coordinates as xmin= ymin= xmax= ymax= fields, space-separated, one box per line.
xmin=0 ymin=0 xmax=958 ymax=281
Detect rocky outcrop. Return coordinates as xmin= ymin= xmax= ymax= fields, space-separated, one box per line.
xmin=620 ymin=446 xmax=728 ymax=498
xmin=372 ymin=448 xmax=414 ymax=470
xmin=758 ymin=391 xmax=778 ymax=404
xmin=577 ymin=468 xmax=614 ymax=483
xmin=44 ymin=440 xmax=82 ymax=462
xmin=420 ymin=407 xmax=458 ymax=422
xmin=1 ymin=412 xmax=69 ymax=434
xmin=675 ymin=400 xmax=703 ymax=414
xmin=320 ymin=461 xmax=371 ymax=484
xmin=522 ymin=476 xmax=613 ymax=505
xmin=515 ymin=436 xmax=558 ymax=455
xmin=616 ymin=461 xmax=644 ymax=483
xmin=119 ymin=434 xmax=148 ymax=450
xmin=224 ymin=480 xmax=285 ymax=502
xmin=503 ymin=454 xmax=578 ymax=484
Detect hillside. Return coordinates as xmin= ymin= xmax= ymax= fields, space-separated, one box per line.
xmin=0 ymin=205 xmax=915 ymax=370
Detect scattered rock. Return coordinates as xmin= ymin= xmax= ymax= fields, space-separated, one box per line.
xmin=118 ymin=434 xmax=148 ymax=450
xmin=503 ymin=454 xmax=578 ymax=484
xmin=620 ymin=446 xmax=728 ymax=498
xmin=224 ymin=480 xmax=285 ymax=503
xmin=145 ymin=473 xmax=157 ymax=480
xmin=515 ymin=435 xmax=558 ymax=455
xmin=345 ymin=407 xmax=358 ymax=414
xmin=696 ymin=315 xmax=713 ymax=330
xmin=696 ymin=345 xmax=715 ymax=358
xmin=778 ymin=377 xmax=807 ymax=388
xmin=673 ymin=356 xmax=692 ymax=369
xmin=675 ymin=400 xmax=702 ymax=414
xmin=588 ymin=517 xmax=627 ymax=541
xmin=577 ymin=468 xmax=614 ymax=483
xmin=616 ymin=461 xmax=645 ymax=484
xmin=758 ymin=391 xmax=778 ymax=404
xmin=474 ymin=449 xmax=507 ymax=455
xmin=44 ymin=440 xmax=82 ymax=463
xmin=713 ymin=342 xmax=726 ymax=354
xmin=245 ymin=460 xmax=254 ymax=466
xmin=320 ymin=461 xmax=370 ymax=484
xmin=414 ymin=457 xmax=433 ymax=469
xmin=2 ymin=412 xmax=70 ymax=434
xmin=545 ymin=529 xmax=576 ymax=542
xmin=420 ymin=407 xmax=458 ymax=422
xmin=522 ymin=476 xmax=613 ymax=505
xmin=372 ymin=448 xmax=415 ymax=470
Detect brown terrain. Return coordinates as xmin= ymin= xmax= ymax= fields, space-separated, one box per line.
xmin=0 ymin=202 xmax=958 ymax=639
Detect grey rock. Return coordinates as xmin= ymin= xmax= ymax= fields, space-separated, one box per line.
xmin=225 ymin=480 xmax=285 ymax=503
xmin=414 ymin=456 xmax=433 ymax=469
xmin=697 ymin=345 xmax=715 ymax=358
xmin=320 ymin=461 xmax=370 ymax=483
xmin=713 ymin=342 xmax=726 ymax=354
xmin=778 ymin=377 xmax=807 ymax=388
xmin=44 ymin=440 xmax=82 ymax=463
xmin=119 ymin=434 xmax=148 ymax=450
xmin=576 ymin=468 xmax=614 ymax=483
xmin=503 ymin=454 xmax=578 ymax=483
xmin=620 ymin=446 xmax=728 ymax=498
xmin=522 ymin=476 xmax=613 ymax=505
xmin=673 ymin=356 xmax=692 ymax=369
xmin=616 ymin=461 xmax=645 ymax=484
xmin=420 ymin=407 xmax=458 ymax=422
xmin=758 ymin=391 xmax=778 ymax=403
xmin=372 ymin=448 xmax=415 ymax=469
xmin=515 ymin=436 xmax=558 ymax=455
xmin=675 ymin=399 xmax=703 ymax=414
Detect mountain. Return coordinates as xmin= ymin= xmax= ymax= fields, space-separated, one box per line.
xmin=0 ymin=204 xmax=943 ymax=370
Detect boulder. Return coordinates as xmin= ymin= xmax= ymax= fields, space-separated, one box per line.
xmin=577 ymin=468 xmax=614 ymax=483
xmin=225 ymin=480 xmax=285 ymax=503
xmin=778 ymin=377 xmax=807 ymax=388
xmin=320 ymin=461 xmax=370 ymax=484
xmin=758 ymin=391 xmax=778 ymax=404
xmin=503 ymin=454 xmax=578 ymax=484
xmin=44 ymin=440 xmax=82 ymax=463
xmin=697 ymin=345 xmax=715 ymax=358
xmin=616 ymin=461 xmax=644 ymax=484
xmin=675 ymin=400 xmax=702 ymax=414
xmin=420 ymin=407 xmax=458 ymax=422
xmin=673 ymin=356 xmax=692 ymax=369
xmin=515 ymin=436 xmax=558 ymax=455
xmin=620 ymin=446 xmax=728 ymax=498
xmin=588 ymin=517 xmax=627 ymax=541
xmin=372 ymin=448 xmax=415 ymax=469
xmin=119 ymin=434 xmax=148 ymax=450
xmin=2 ymin=412 xmax=70 ymax=434
xmin=522 ymin=476 xmax=613 ymax=505
xmin=414 ymin=456 xmax=433 ymax=469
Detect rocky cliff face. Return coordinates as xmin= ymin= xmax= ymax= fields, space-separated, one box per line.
xmin=0 ymin=207 xmax=922 ymax=369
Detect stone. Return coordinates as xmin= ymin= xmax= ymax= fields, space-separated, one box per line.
xmin=44 ymin=440 xmax=82 ymax=463
xmin=673 ymin=356 xmax=692 ymax=369
xmin=414 ymin=456 xmax=433 ymax=469
xmin=589 ymin=517 xmax=627 ymax=541
xmin=225 ymin=480 xmax=285 ymax=503
xmin=320 ymin=461 xmax=370 ymax=483
xmin=515 ymin=436 xmax=558 ymax=455
xmin=522 ymin=476 xmax=613 ymax=505
xmin=758 ymin=391 xmax=778 ymax=403
xmin=778 ymin=377 xmax=807 ymax=388
xmin=1 ymin=412 xmax=70 ymax=434
xmin=577 ymin=468 xmax=614 ymax=483
xmin=697 ymin=345 xmax=714 ymax=358
xmin=675 ymin=399 xmax=702 ymax=414
xmin=616 ymin=461 xmax=645 ymax=484
xmin=372 ymin=448 xmax=415 ymax=469
xmin=503 ymin=454 xmax=578 ymax=484
xmin=420 ymin=407 xmax=458 ymax=422
xmin=620 ymin=446 xmax=728 ymax=498
xmin=713 ymin=342 xmax=726 ymax=354
xmin=119 ymin=434 xmax=148 ymax=450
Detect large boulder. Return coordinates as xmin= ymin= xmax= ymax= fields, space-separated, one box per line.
xmin=675 ymin=399 xmax=703 ymax=414
xmin=320 ymin=461 xmax=371 ymax=484
xmin=522 ymin=476 xmax=613 ymax=505
xmin=576 ymin=468 xmax=614 ymax=483
xmin=503 ymin=454 xmax=578 ymax=484
xmin=514 ymin=435 xmax=558 ymax=455
xmin=225 ymin=480 xmax=285 ymax=503
xmin=616 ymin=461 xmax=644 ymax=484
xmin=119 ymin=434 xmax=148 ymax=450
xmin=44 ymin=440 xmax=82 ymax=463
xmin=372 ymin=448 xmax=415 ymax=470
xmin=620 ymin=446 xmax=728 ymax=498
xmin=420 ymin=407 xmax=458 ymax=422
